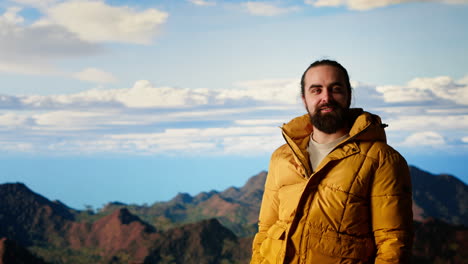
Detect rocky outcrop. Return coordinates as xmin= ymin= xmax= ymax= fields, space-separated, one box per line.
xmin=67 ymin=208 xmax=158 ymax=262
xmin=144 ymin=218 xmax=246 ymax=264
xmin=410 ymin=166 xmax=468 ymax=226
xmin=0 ymin=183 xmax=75 ymax=246
xmin=0 ymin=238 xmax=48 ymax=264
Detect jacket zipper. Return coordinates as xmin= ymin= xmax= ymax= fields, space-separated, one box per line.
xmin=281 ymin=132 xmax=311 ymax=178
xmin=281 ymin=122 xmax=373 ymax=263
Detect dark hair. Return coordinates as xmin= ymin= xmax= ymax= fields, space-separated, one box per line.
xmin=300 ymin=59 xmax=352 ymax=107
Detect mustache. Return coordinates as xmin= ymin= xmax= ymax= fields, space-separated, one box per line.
xmin=316 ymin=101 xmax=343 ymax=111
xmin=321 ymin=101 xmax=341 ymax=107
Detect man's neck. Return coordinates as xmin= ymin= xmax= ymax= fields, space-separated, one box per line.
xmin=311 ymin=126 xmax=349 ymax=144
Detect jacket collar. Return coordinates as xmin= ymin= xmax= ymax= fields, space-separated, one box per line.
xmin=281 ymin=109 xmax=387 ymax=176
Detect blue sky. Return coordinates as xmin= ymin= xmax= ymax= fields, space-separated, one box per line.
xmin=0 ymin=0 xmax=467 ymax=210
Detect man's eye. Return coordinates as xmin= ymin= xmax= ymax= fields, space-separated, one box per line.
xmin=310 ymin=88 xmax=321 ymax=94
xmin=333 ymin=87 xmax=344 ymax=93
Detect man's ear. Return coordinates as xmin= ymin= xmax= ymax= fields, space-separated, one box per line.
xmin=301 ymin=96 xmax=307 ymax=108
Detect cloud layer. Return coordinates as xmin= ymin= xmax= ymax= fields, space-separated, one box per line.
xmin=0 ymin=79 xmax=301 ymax=110
xmin=0 ymin=1 xmax=168 ymax=77
xmin=1 ymin=0 xmax=467 ymax=156
xmin=0 ymin=7 xmax=101 ymax=75
xmin=243 ymin=2 xmax=300 ymax=16
xmin=35 ymin=0 xmax=168 ymax=44
xmin=305 ymin=0 xmax=468 ymax=10
xmin=1 ymin=73 xmax=467 ymax=155
xmin=188 ymin=0 xmax=216 ymax=6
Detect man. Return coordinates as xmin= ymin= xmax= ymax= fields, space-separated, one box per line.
xmin=250 ymin=60 xmax=413 ymax=264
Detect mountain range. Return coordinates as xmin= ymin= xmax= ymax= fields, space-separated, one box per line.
xmin=0 ymin=166 xmax=467 ymax=263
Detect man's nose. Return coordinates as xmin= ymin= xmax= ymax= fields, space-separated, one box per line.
xmin=320 ymin=89 xmax=332 ymax=103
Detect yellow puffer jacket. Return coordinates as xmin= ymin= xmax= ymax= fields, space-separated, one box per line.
xmin=251 ymin=109 xmax=413 ymax=264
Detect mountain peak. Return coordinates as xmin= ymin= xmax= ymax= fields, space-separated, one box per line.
xmin=144 ymin=218 xmax=238 ymax=264
xmin=0 ymin=182 xmax=75 ymax=219
xmin=1 ymin=182 xmax=27 ymax=189
xmin=101 ymin=208 xmax=156 ymax=233
xmin=0 ymin=182 xmax=77 ymax=246
xmin=116 ymin=208 xmax=142 ymax=225
xmin=409 ymin=165 xmax=468 ymax=226
xmin=170 ymin=192 xmax=193 ymax=204
xmin=220 ymin=171 xmax=267 ymax=205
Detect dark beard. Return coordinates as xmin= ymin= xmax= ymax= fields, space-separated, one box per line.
xmin=309 ymin=102 xmax=349 ymax=134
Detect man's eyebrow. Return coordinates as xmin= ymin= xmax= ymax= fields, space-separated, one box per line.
xmin=329 ymin=81 xmax=344 ymax=87
xmin=308 ymin=82 xmax=343 ymax=89
xmin=308 ymin=84 xmax=322 ymax=89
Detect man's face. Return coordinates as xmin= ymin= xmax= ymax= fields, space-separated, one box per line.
xmin=302 ymin=65 xmax=350 ymax=134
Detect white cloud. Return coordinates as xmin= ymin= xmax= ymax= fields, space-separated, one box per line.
xmin=1 ymin=6 xmax=25 ymax=24
xmin=233 ymin=78 xmax=300 ymax=104
xmin=0 ymin=7 xmax=101 ymax=75
xmin=4 ymin=79 xmax=300 ymax=110
xmin=1 ymin=72 xmax=468 ymax=155
xmin=12 ymin=81 xmax=184 ymax=109
xmin=0 ymin=7 xmax=100 ymax=58
xmin=188 ymin=0 xmax=216 ymax=6
xmin=432 ymin=0 xmax=468 ymax=3
xmin=0 ymin=77 xmax=303 ymax=136
xmin=111 ymin=126 xmax=277 ymax=139
xmin=376 ymin=84 xmax=434 ymax=103
xmin=305 ymin=0 xmax=344 ymax=8
xmin=35 ymin=0 xmax=169 ymax=44
xmin=351 ymin=81 xmax=385 ymax=108
xmin=234 ymin=119 xmax=284 ymax=126
xmin=10 ymin=0 xmax=59 ymax=9
xmin=458 ymin=75 xmax=468 ymax=85
xmin=345 ymin=0 xmax=408 ymax=10
xmin=0 ymin=1 xmax=168 ymax=77
xmin=0 ymin=141 xmax=34 ymax=152
xmin=305 ymin=0 xmax=468 ymax=10
xmin=113 ymin=80 xmax=210 ymax=108
xmin=33 ymin=110 xmax=113 ymax=130
xmin=16 ymin=109 xmax=169 ymax=132
xmin=223 ymin=135 xmax=283 ymax=155
xmin=73 ymin=68 xmax=118 ymax=83
xmin=108 ymin=126 xmax=279 ymax=154
xmin=376 ymin=75 xmax=468 ymax=105
xmin=401 ymin=131 xmax=446 ymax=146
xmin=243 ymin=2 xmax=300 ymax=16
xmin=462 ymin=136 xmax=468 ymax=143
xmin=0 ymin=112 xmax=35 ymax=129
xmin=0 ymin=61 xmax=61 ymax=75
xmin=41 ymin=125 xmax=281 ymax=155
xmin=47 ymin=137 xmax=219 ymax=154
xmin=426 ymin=108 xmax=468 ymax=114
xmin=385 ymin=115 xmax=468 ymax=132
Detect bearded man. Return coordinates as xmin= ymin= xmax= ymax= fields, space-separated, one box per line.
xmin=250 ymin=60 xmax=413 ymax=264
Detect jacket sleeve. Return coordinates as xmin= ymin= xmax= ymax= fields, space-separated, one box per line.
xmin=250 ymin=152 xmax=281 ymax=264
xmin=371 ymin=151 xmax=413 ymax=264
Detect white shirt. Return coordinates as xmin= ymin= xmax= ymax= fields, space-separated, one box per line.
xmin=307 ymin=133 xmax=349 ymax=171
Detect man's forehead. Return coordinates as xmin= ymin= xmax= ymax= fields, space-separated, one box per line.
xmin=305 ymin=65 xmax=346 ymax=82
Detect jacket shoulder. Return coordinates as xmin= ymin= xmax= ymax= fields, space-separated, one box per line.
xmin=271 ymin=144 xmax=292 ymax=160
xmin=268 ymin=144 xmax=307 ymax=187
xmin=360 ymin=141 xmax=406 ymax=163
xmin=269 ymin=144 xmax=295 ymax=173
xmin=270 ymin=143 xmax=304 ymax=169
